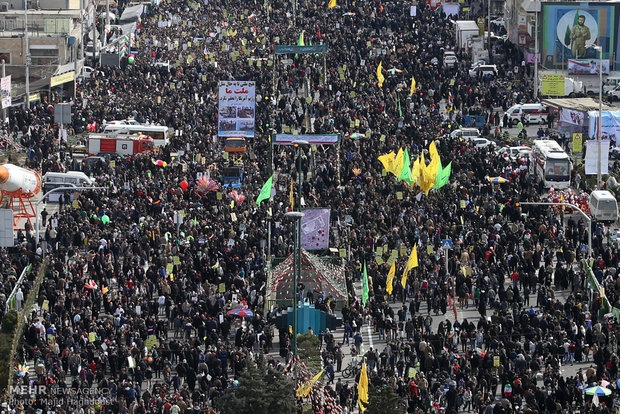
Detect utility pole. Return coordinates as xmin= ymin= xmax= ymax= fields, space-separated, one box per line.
xmin=533 ymin=9 xmax=538 ymax=98
xmin=487 ymin=0 xmax=491 ymax=63
xmin=24 ymin=0 xmax=30 ymax=108
xmin=1 ymin=60 xmax=6 ymax=123
xmin=79 ymin=2 xmax=84 ymax=60
xmin=105 ymin=0 xmax=110 ymax=47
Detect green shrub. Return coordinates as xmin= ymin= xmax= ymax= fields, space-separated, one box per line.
xmin=1 ymin=310 xmax=18 ymax=334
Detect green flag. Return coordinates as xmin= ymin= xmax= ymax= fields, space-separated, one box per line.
xmin=255 ymin=175 xmax=273 ymax=206
xmin=398 ymin=148 xmax=414 ymax=185
xmin=435 ymin=161 xmax=452 ymax=189
xmin=564 ymin=11 xmax=581 ymax=47
xmin=362 ymin=261 xmax=369 ymax=306
xmin=398 ymin=100 xmax=402 ymax=118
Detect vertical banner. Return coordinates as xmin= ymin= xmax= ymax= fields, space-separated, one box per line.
xmin=0 ymin=75 xmax=11 ymax=109
xmin=585 ymin=140 xmax=610 ymax=175
xmin=300 ymin=208 xmax=330 ymax=250
xmin=572 ymin=133 xmax=583 ymax=153
xmin=218 ymin=81 xmax=255 ymax=138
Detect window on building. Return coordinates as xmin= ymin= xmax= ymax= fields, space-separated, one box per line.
xmin=0 ymin=51 xmax=10 ymax=64
xmin=29 ymin=46 xmax=59 ymax=65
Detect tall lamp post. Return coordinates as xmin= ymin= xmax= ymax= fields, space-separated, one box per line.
xmin=593 ymin=45 xmax=603 ymax=189
xmin=285 ymin=139 xmax=309 ymax=357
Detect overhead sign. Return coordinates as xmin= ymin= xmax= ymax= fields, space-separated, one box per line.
xmin=29 ymin=93 xmax=41 ymax=103
xmin=274 ymin=45 xmax=329 ymax=54
xmin=218 ymin=81 xmax=255 ymax=138
xmin=0 ymin=76 xmax=11 ymax=109
xmin=541 ymin=73 xmax=565 ymax=96
xmin=50 ymin=71 xmax=75 ymax=87
xmin=274 ymin=134 xmax=339 ymax=145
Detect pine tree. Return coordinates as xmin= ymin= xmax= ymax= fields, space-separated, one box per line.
xmin=215 ymin=363 xmax=296 ymax=414
xmin=365 ymin=383 xmax=405 ymax=414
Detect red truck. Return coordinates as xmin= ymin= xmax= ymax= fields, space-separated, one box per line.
xmin=88 ymin=133 xmax=154 ymax=156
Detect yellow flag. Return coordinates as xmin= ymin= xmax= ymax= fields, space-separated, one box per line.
xmin=377 ymin=61 xmax=385 ymax=88
xmin=392 ymin=148 xmax=404 ymax=178
xmin=429 ymin=140 xmax=439 ymax=162
xmin=401 ymin=267 xmax=408 ymax=289
xmin=419 ymin=152 xmax=433 ymax=195
xmin=290 ymin=178 xmax=294 ymax=210
xmin=411 ymin=156 xmax=421 ymax=186
xmin=386 ymin=261 xmax=395 ymax=295
xmin=297 ymin=368 xmax=325 ymax=397
xmin=406 ymin=244 xmax=419 ymax=271
xmin=409 ymin=76 xmax=417 ymax=96
xmin=378 ymin=151 xmax=395 ymax=175
xmin=358 ymin=359 xmax=369 ymax=411
xmin=328 ymin=0 xmax=336 ymax=7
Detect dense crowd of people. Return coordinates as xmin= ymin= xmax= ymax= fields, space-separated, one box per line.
xmin=1 ymin=0 xmax=619 ymax=413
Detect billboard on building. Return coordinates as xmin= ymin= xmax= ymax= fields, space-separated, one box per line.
xmin=541 ymin=3 xmax=619 ymax=70
xmin=218 ymin=81 xmax=255 ymax=138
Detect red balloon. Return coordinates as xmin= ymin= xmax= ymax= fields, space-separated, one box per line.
xmin=180 ymin=180 xmax=189 ymax=191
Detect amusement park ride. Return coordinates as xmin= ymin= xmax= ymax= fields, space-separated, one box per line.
xmin=0 ymin=164 xmax=40 ymax=228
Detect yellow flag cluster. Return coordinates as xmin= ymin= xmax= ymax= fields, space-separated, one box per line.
xmin=328 ymin=0 xmax=336 ymax=8
xmin=377 ymin=141 xmax=444 ymax=194
xmin=377 ymin=61 xmax=385 ymax=87
xmin=401 ymin=244 xmax=418 ymax=288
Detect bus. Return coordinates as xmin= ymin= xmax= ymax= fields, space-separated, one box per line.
xmin=530 ymin=139 xmax=572 ymax=189
xmin=103 ymin=120 xmax=170 ymax=147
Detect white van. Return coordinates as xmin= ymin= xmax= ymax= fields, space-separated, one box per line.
xmin=42 ymin=171 xmax=95 ymax=202
xmin=505 ymin=103 xmax=549 ymax=127
xmin=589 ymin=190 xmax=618 ymax=222
xmin=450 ymin=128 xmax=480 ymax=140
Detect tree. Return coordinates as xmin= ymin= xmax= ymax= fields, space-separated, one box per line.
xmin=365 ymin=383 xmax=405 ymax=414
xmin=296 ymin=333 xmax=322 ymax=372
xmin=215 ymin=363 xmax=296 ymax=414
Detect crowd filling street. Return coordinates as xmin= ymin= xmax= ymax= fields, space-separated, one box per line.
xmin=1 ymin=0 xmax=620 ymax=413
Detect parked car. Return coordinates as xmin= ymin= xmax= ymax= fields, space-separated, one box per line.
xmin=469 ymin=64 xmax=498 ymax=78
xmin=495 ymin=146 xmax=532 ymax=161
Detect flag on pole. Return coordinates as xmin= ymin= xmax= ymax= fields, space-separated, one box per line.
xmin=409 ymin=76 xmax=417 ymax=96
xmin=434 ymin=161 xmax=452 ymax=189
xmin=362 ymin=261 xmax=369 ymax=306
xmin=290 ymin=178 xmax=294 ymax=210
xmin=398 ymin=148 xmax=414 ymax=186
xmin=296 ymin=368 xmax=326 ymax=397
xmin=378 ymin=151 xmax=396 ymax=175
xmin=298 ymin=32 xmax=305 ymax=46
xmin=392 ymin=148 xmax=404 ymax=178
xmin=386 ymin=261 xmax=395 ymax=295
xmin=406 ymin=244 xmax=419 ymax=271
xmin=401 ymin=244 xmax=418 ymax=288
xmin=377 ymin=61 xmax=385 ymax=87
xmin=358 ymin=359 xmax=369 ymax=411
xmin=447 ymin=92 xmax=454 ymax=112
xmin=255 ymin=175 xmax=273 ymax=205
xmin=398 ymin=99 xmax=402 ymax=117
xmin=328 ymin=0 xmax=336 ymax=8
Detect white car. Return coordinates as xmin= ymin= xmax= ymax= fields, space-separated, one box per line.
xmin=496 ymin=146 xmax=532 ymax=160
xmin=471 ymin=138 xmax=496 ymax=148
xmin=443 ymin=51 xmax=458 ymax=68
xmin=490 ymin=17 xmax=505 ymax=27
xmin=450 ymin=128 xmax=481 ymax=140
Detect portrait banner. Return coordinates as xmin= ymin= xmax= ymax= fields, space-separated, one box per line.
xmin=300 ymin=208 xmax=330 ymax=250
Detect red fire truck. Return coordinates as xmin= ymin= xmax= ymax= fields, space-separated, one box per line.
xmin=88 ymin=133 xmax=154 ymax=156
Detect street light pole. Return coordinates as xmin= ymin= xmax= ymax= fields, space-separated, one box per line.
xmin=35 ymin=186 xmax=105 ymax=246
xmin=518 ymin=201 xmax=592 ymax=258
xmin=285 ymin=139 xmax=308 ymax=357
xmin=596 ymin=45 xmax=603 ymax=189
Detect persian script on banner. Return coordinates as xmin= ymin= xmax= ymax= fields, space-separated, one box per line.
xmin=217 ymin=81 xmax=255 ymax=137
